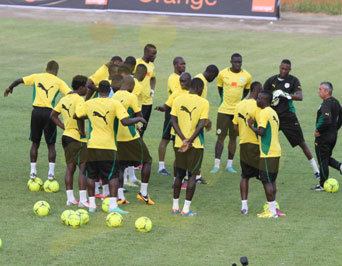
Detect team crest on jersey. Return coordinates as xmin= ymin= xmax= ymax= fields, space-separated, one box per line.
xmin=217 ymin=129 xmax=222 ymax=134
xmin=240 ymin=77 xmax=245 ymax=82
xmin=284 ymin=83 xmax=290 ymax=89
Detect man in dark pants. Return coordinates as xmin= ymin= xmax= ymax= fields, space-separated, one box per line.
xmin=312 ymin=82 xmax=342 ymax=191
xmin=264 ymin=59 xmax=320 ymax=179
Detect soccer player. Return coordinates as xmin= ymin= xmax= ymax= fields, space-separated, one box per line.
xmin=170 ymin=77 xmax=209 ymax=216
xmin=75 ymin=80 xmax=146 ymax=213
xmin=113 ymin=76 xmax=155 ymax=205
xmin=133 ymin=64 xmax=147 ymax=106
xmin=248 ymin=91 xmax=282 ymax=218
xmin=263 ymin=59 xmax=320 ymax=179
xmin=158 ymin=57 xmax=186 ymax=175
xmin=4 ymin=60 xmax=71 ymax=180
xmin=50 ymin=75 xmax=89 ymax=207
xmin=311 ymin=82 xmax=342 ymax=191
xmin=195 ymin=64 xmax=219 ymax=99
xmin=124 ymin=56 xmax=136 ymax=74
xmin=134 ymin=44 xmax=157 ymax=138
xmin=211 ymin=53 xmax=252 ymax=174
xmin=232 ymin=81 xmax=262 ymax=214
xmin=85 ymin=57 xmax=120 ymax=100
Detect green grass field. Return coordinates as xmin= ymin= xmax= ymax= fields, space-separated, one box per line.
xmin=1 ymin=15 xmax=342 ymax=266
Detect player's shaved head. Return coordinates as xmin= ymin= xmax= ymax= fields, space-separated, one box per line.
xmin=205 ymin=64 xmax=219 ymax=82
xmin=144 ymin=44 xmax=157 ymax=63
xmin=72 ymin=75 xmax=88 ymax=90
xmin=111 ymin=56 xmax=123 ymax=64
xmin=231 ymin=53 xmax=242 ymax=60
xmin=111 ymin=74 xmax=123 ymax=93
xmin=98 ymin=80 xmax=111 ymax=94
xmin=118 ymin=65 xmax=131 ymax=76
xmin=279 ymin=59 xmax=291 ymax=78
xmin=190 ymin=77 xmax=204 ymax=96
xmin=251 ymin=81 xmax=262 ymax=92
xmin=173 ymin=57 xmax=184 ymax=65
xmin=180 ymin=72 xmax=191 ymax=90
xmin=134 ymin=64 xmax=147 ymax=82
xmin=124 ymin=56 xmax=136 ymax=66
xmin=46 ymin=60 xmax=59 ymax=75
xmin=121 ymin=76 xmax=135 ymax=92
xmin=281 ymin=59 xmax=291 ymax=66
xmin=144 ymin=44 xmax=157 ymax=53
xmin=257 ymin=91 xmax=273 ymax=108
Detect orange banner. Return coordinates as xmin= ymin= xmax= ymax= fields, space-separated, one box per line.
xmin=252 ymin=0 xmax=276 ymax=12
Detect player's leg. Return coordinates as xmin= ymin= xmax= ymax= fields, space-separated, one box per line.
xmin=211 ymin=113 xmax=229 ymax=173
xmin=117 ymin=168 xmax=129 ymax=205
xmin=43 ymin=108 xmax=57 ymax=180
xmin=281 ymin=117 xmax=320 ymax=178
xmin=181 ymin=148 xmax=203 ymax=216
xmin=258 ymin=158 xmax=279 ymax=218
xmin=327 ymin=136 xmax=342 ymax=173
xmin=78 ymin=142 xmax=89 ymax=207
xmin=172 ymin=168 xmax=186 ymax=214
xmin=225 ymin=115 xmax=237 ymax=173
xmin=158 ymin=109 xmax=172 ymax=175
xmin=139 ymin=104 xmax=152 ymax=138
xmin=85 ymin=148 xmax=98 ymax=212
xmin=312 ymin=140 xmax=330 ymax=190
xmin=137 ymin=139 xmax=154 ymax=204
xmin=240 ymin=143 xmax=260 ymax=214
xmin=29 ymin=107 xmax=44 ymax=178
xmin=102 ymin=150 xmax=128 ymax=214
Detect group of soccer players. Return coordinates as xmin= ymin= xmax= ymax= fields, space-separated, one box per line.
xmin=4 ymin=43 xmax=342 ymax=218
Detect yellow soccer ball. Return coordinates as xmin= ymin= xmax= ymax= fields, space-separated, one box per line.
xmin=102 ymin=198 xmax=110 ymax=213
xmin=43 ymin=180 xmax=60 ymax=193
xmin=33 ymin=201 xmax=50 ymax=216
xmin=324 ymin=178 xmax=339 ymax=193
xmin=0 ymin=238 xmax=2 ymax=248
xmin=263 ymin=201 xmax=280 ymax=212
xmin=61 ymin=210 xmax=75 ymax=226
xmin=76 ymin=209 xmax=89 ymax=225
xmin=106 ymin=212 xmax=123 ymax=228
xmin=68 ymin=214 xmax=81 ymax=228
xmin=27 ymin=178 xmax=43 ymax=192
xmin=135 ymin=217 xmax=152 ymax=232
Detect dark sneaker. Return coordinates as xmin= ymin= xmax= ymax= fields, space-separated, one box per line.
xmin=311 ymin=184 xmax=324 ymax=191
xmin=315 ymin=172 xmax=320 ymax=179
xmin=196 ymin=178 xmax=207 ymax=184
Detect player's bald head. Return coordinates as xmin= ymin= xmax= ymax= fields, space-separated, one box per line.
xmin=121 ymin=76 xmax=135 ymax=92
xmin=46 ymin=60 xmax=59 ymax=75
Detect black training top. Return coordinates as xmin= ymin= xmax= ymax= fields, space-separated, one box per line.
xmin=263 ymin=74 xmax=301 ymax=118
xmin=316 ymin=96 xmax=342 ymax=135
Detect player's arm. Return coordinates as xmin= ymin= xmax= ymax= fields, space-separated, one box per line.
xmin=121 ymin=117 xmax=146 ymax=126
xmin=154 ymin=104 xmax=169 ymax=112
xmin=290 ymin=79 xmax=303 ymax=101
xmin=218 ymin=86 xmax=223 ymax=99
xmin=4 ymin=78 xmax=24 ymax=96
xmin=337 ymin=104 xmax=342 ymax=131
xmin=150 ymin=77 xmax=156 ymax=96
xmin=243 ymin=89 xmax=249 ymax=99
xmin=316 ymin=101 xmax=332 ymax=134
xmin=171 ymin=115 xmax=185 ymax=141
xmin=50 ymin=110 xmax=65 ymax=130
xmin=77 ymin=118 xmax=86 ymax=138
xmin=85 ymin=79 xmax=97 ymax=101
xmin=248 ymin=117 xmax=265 ymax=136
xmin=188 ymin=119 xmax=207 ymax=144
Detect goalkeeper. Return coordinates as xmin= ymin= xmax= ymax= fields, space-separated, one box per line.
xmin=264 ymin=59 xmax=320 ymax=180
xmin=170 ymin=78 xmax=209 ymax=216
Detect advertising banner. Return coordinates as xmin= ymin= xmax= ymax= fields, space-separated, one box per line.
xmin=0 ymin=0 xmax=280 ymax=19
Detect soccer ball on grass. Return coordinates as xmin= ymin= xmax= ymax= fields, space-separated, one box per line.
xmin=76 ymin=209 xmax=89 ymax=225
xmin=43 ymin=180 xmax=59 ymax=192
xmin=33 ymin=200 xmax=50 ymax=216
xmin=324 ymin=178 xmax=339 ymax=193
xmin=135 ymin=217 xmax=152 ymax=232
xmin=27 ymin=178 xmax=43 ymax=192
xmin=106 ymin=212 xmax=123 ymax=228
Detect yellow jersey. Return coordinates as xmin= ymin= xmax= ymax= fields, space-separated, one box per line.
xmin=23 ymin=73 xmax=71 ymax=108
xmin=217 ymin=68 xmax=252 ymax=115
xmin=232 ymin=99 xmax=259 ymax=145
xmin=167 ymin=73 xmax=181 ymax=98
xmin=89 ymin=64 xmax=108 ymax=87
xmin=54 ymin=93 xmax=86 ymax=142
xmin=132 ymin=78 xmax=143 ymax=107
xmin=112 ymin=90 xmax=141 ymax=142
xmin=256 ymin=107 xmax=281 ymax=158
xmin=171 ymin=93 xmax=209 ymax=149
xmin=75 ymin=97 xmax=128 ymax=150
xmin=134 ymin=58 xmax=156 ymax=105
xmin=195 ymin=73 xmax=208 ymax=99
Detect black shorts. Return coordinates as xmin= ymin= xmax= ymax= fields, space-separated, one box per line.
xmin=62 ymin=135 xmax=87 ymax=164
xmin=279 ymin=115 xmax=304 ymax=147
xmin=216 ymin=113 xmax=237 ymax=140
xmin=30 ymin=107 xmax=56 ymax=144
xmin=162 ymin=108 xmax=173 ymax=140
xmin=174 ymin=147 xmax=203 ymax=176
xmin=85 ymin=148 xmax=120 ymax=180
xmin=240 ymin=143 xmax=260 ymax=179
xmin=117 ymin=138 xmax=152 ymax=168
xmin=259 ymin=157 xmax=280 ymax=183
xmin=140 ymin=104 xmax=152 ymax=138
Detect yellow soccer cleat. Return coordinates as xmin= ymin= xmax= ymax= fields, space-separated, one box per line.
xmin=117 ymin=199 xmax=130 ymax=205
xmin=257 ymin=209 xmax=278 ymax=219
xmin=137 ymin=193 xmax=155 ymax=205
